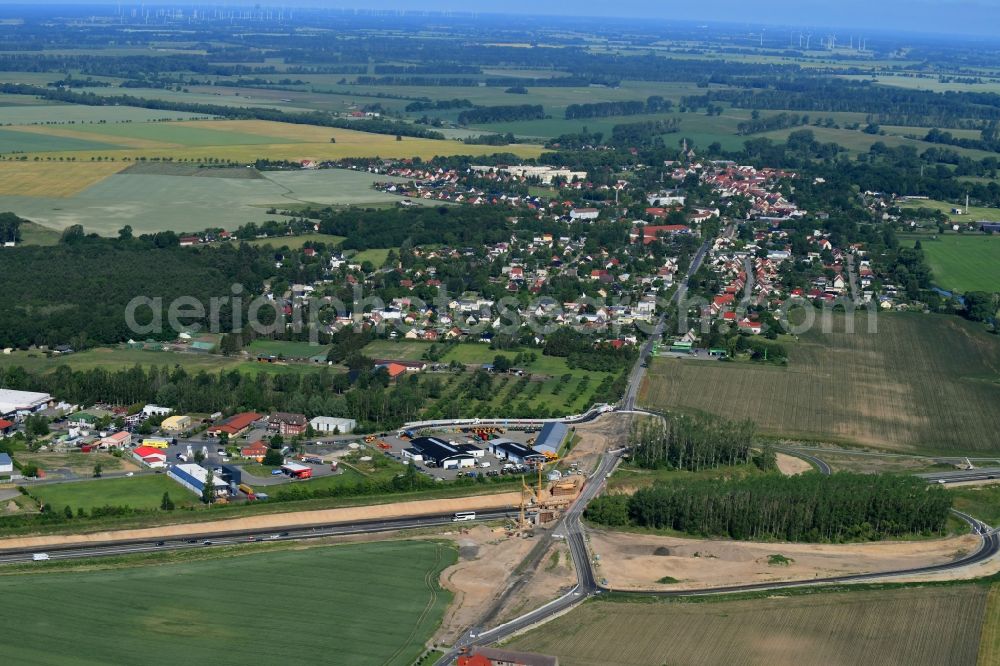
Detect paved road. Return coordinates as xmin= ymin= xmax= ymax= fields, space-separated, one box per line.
xmin=622 ymin=236 xmax=713 ymax=412
xmin=0 ymin=510 xmax=513 ymax=564
xmin=775 ymin=446 xmax=832 ymax=475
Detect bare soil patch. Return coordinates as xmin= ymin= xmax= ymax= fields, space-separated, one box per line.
xmin=588 ymin=528 xmax=981 ymax=590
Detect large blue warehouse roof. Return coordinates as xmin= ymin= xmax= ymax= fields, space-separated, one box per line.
xmin=535 ymin=422 xmax=568 ymax=453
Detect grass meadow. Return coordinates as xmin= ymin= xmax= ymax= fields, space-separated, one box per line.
xmin=0 ymin=540 xmax=454 ymax=666
xmin=639 ymin=313 xmax=1000 ymax=454
xmin=29 ymin=475 xmax=195 ymax=512
xmin=911 ymin=233 xmax=1000 ymax=293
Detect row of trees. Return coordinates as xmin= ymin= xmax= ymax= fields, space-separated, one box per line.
xmin=586 ymin=473 xmax=952 ymax=542
xmin=629 ymin=412 xmax=757 ymax=471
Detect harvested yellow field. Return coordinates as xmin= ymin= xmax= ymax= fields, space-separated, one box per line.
xmin=0 ymin=161 xmax=125 ymax=197
xmin=511 ymin=587 xmax=989 ymax=666
xmin=981 ymin=584 xmax=1000 ymax=666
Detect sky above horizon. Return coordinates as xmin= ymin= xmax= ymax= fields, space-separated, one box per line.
xmin=2 ymin=0 xmax=1000 ymax=37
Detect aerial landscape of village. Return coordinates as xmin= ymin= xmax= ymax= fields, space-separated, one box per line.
xmin=0 ymin=1 xmax=999 ymax=664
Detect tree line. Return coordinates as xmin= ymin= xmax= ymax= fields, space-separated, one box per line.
xmin=585 ymin=473 xmax=952 ymax=542
xmin=565 ymin=96 xmax=673 ymax=120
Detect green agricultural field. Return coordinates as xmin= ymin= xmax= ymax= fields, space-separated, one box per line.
xmin=29 ymin=475 xmax=195 ymax=512
xmin=0 ymin=104 xmax=210 ymax=126
xmin=17 ymin=220 xmax=61 ymax=246
xmin=238 ymin=232 xmax=347 ymax=250
xmin=248 ymin=338 xmax=331 ymax=360
xmin=0 ymin=127 xmax=122 ymax=152
xmin=351 ymin=247 xmax=391 ymax=266
xmin=510 ymin=587 xmax=989 ymax=666
xmin=0 ymin=540 xmax=454 ymax=666
xmin=639 ymin=313 xmax=1000 ymax=454
xmin=761 ymin=125 xmax=999 ymax=159
xmin=363 ymin=339 xmax=436 ymax=361
xmin=913 ymin=234 xmax=1000 ymax=293
xmin=917 ymin=199 xmax=1000 ymax=222
xmin=68 ymin=121 xmax=289 ymax=146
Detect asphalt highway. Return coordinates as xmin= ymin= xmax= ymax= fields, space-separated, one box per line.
xmin=0 ymin=510 xmax=513 ymax=564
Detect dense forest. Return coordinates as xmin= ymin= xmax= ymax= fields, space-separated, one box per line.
xmin=585 ymin=473 xmax=952 ymax=542
xmin=456 ymin=104 xmax=545 ymax=125
xmin=0 ymin=235 xmax=273 ymax=348
xmin=629 ymin=413 xmax=757 ymax=471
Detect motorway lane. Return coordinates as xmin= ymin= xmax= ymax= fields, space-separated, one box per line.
xmin=0 ymin=511 xmax=513 ymax=564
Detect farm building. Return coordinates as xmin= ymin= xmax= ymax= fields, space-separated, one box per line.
xmin=132 ymin=446 xmax=167 ymax=468
xmin=490 ymin=439 xmax=546 ymax=465
xmin=207 ymin=412 xmax=262 ymax=438
xmin=168 ymin=463 xmax=229 ymax=498
xmin=403 ymin=437 xmax=475 ymax=469
xmin=0 ymin=453 xmax=12 ymax=476
xmin=309 ymin=416 xmax=357 ymax=434
xmin=99 ymin=431 xmax=131 ymax=449
xmin=0 ymin=389 xmax=52 ymax=418
xmin=268 ymin=412 xmax=308 ymax=436
xmin=533 ymin=422 xmax=568 ymax=456
xmin=160 ymin=415 xmax=192 ymax=433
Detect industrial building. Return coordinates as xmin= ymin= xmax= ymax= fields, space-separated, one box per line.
xmin=132 ymin=446 xmax=167 ymax=468
xmin=160 ymin=415 xmax=192 ymax=433
xmin=0 ymin=453 xmax=13 ymax=476
xmin=207 ymin=412 xmax=262 ymax=438
xmin=533 ymin=422 xmax=568 ymax=456
xmin=168 ymin=463 xmax=229 ymax=498
xmin=309 ymin=416 xmax=357 ymax=434
xmin=403 ymin=437 xmax=476 ymax=469
xmin=490 ymin=439 xmax=546 ymax=465
xmin=0 ymin=389 xmax=52 ymax=418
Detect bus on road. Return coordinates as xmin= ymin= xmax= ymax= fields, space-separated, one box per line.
xmin=453 ymin=511 xmax=476 ymax=522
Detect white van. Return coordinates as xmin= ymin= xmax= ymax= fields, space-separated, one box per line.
xmin=479 ymin=461 xmax=491 ymax=468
